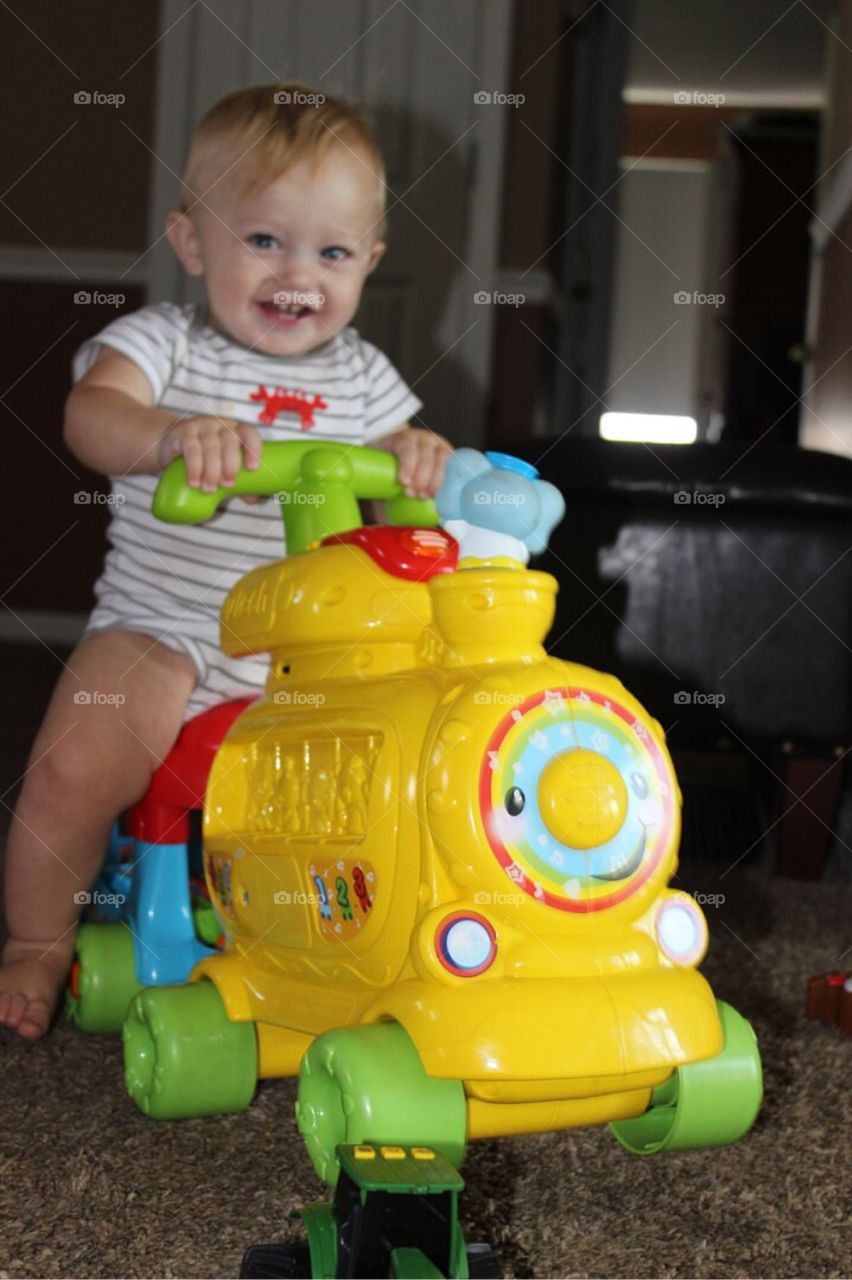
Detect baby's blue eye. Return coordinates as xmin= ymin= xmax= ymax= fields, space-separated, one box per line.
xmin=321 ymin=246 xmax=349 ymax=262
xmin=248 ymin=233 xmax=279 ymax=250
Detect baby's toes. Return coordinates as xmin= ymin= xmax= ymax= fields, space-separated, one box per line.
xmin=17 ymin=999 xmax=51 ymax=1040
xmin=0 ymin=990 xmax=28 ymax=1030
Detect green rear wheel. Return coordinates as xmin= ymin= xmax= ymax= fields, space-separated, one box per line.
xmin=122 ymin=980 xmax=257 ymax=1119
xmin=65 ymin=923 xmax=142 ymax=1034
xmin=610 ymin=999 xmax=763 ymax=1154
xmin=296 ymin=1022 xmax=467 ymax=1186
xmin=192 ymin=898 xmax=221 ymax=946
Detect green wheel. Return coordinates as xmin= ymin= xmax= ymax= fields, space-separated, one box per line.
xmin=610 ymin=999 xmax=763 ymax=1154
xmin=65 ymin=923 xmax=142 ymax=1034
xmin=296 ymin=1022 xmax=467 ymax=1186
xmin=122 ymin=980 xmax=257 ymax=1119
xmin=192 ymin=898 xmax=221 ymax=947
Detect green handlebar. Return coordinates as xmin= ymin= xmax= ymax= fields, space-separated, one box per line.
xmin=152 ymin=441 xmax=439 ymax=555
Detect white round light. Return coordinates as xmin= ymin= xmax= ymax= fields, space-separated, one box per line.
xmin=656 ymin=899 xmax=706 ymax=965
xmin=445 ymin=919 xmax=491 ymax=968
xmin=438 ymin=914 xmax=496 ymax=976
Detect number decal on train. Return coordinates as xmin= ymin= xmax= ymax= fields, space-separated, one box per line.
xmin=309 ymin=859 xmax=376 ymax=939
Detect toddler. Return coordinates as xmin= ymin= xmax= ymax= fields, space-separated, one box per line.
xmin=0 ymin=84 xmax=451 ymax=1038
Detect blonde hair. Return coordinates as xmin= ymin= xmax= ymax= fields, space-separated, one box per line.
xmin=181 ymin=82 xmax=386 ymax=231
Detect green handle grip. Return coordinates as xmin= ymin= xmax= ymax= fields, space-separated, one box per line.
xmin=152 ymin=441 xmax=439 ymax=555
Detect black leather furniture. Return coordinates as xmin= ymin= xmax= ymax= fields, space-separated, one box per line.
xmin=508 ymin=438 xmax=852 ymax=876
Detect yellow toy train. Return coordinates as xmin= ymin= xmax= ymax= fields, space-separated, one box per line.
xmin=120 ymin=443 xmax=762 ymax=1188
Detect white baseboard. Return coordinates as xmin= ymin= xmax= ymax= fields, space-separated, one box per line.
xmin=0 ymin=245 xmax=146 ymax=285
xmin=0 ymin=609 xmax=87 ymax=646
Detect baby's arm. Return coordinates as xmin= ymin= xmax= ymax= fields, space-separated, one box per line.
xmin=371 ymin=422 xmax=453 ymax=498
xmin=64 ymin=348 xmax=261 ymax=491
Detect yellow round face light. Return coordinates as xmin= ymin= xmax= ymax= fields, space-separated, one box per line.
xmin=479 ymin=686 xmax=677 ymax=913
xmin=537 ymin=749 xmax=628 ymax=849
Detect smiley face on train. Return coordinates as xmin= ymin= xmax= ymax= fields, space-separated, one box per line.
xmin=433 ymin=680 xmax=680 ymax=918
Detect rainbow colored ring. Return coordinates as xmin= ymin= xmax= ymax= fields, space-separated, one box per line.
xmin=479 ymin=687 xmax=676 ymax=913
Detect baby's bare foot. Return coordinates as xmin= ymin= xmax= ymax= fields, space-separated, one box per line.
xmin=0 ymin=936 xmax=76 ymax=1040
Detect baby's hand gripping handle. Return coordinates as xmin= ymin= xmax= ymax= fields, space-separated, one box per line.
xmin=152 ymin=441 xmax=439 ymax=555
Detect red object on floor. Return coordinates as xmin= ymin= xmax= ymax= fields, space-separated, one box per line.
xmin=805 ymin=971 xmax=852 ymax=1033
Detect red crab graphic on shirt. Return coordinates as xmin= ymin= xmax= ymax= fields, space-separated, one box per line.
xmin=250 ymin=384 xmax=329 ymax=431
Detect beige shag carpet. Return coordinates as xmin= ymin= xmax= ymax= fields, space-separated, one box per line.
xmin=1 ymin=865 xmax=850 ymax=1279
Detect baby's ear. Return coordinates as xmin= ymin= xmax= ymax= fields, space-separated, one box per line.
xmin=366 ymin=240 xmax=386 ymax=274
xmin=165 ymin=209 xmax=205 ymax=277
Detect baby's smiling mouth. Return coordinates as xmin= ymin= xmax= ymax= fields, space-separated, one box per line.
xmin=257 ymin=298 xmax=317 ymax=326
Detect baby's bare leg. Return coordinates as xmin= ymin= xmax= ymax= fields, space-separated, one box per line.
xmin=0 ymin=630 xmax=196 ymax=1039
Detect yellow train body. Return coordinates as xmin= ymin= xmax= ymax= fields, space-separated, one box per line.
xmin=196 ymin=540 xmax=721 ymax=1138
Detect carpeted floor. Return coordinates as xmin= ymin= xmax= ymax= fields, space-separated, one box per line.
xmin=1 ymin=867 xmax=849 ymax=1280
xmin=1 ymin=646 xmax=850 ymax=1278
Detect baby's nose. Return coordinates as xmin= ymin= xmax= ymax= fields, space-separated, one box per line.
xmin=274 ymin=250 xmax=314 ymax=290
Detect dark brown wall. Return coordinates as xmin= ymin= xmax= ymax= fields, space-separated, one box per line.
xmin=488 ymin=0 xmax=562 ymax=446
xmin=1 ymin=282 xmax=146 ymax=613
xmin=498 ymin=1 xmax=562 ymax=267
xmin=623 ymin=103 xmax=748 ymax=160
xmin=0 ymin=3 xmax=160 ymax=250
xmin=1 ymin=4 xmax=160 ymax=615
xmin=721 ymin=119 xmax=818 ymax=444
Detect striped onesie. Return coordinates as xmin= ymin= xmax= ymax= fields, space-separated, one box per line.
xmin=72 ymin=302 xmax=422 ymax=719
